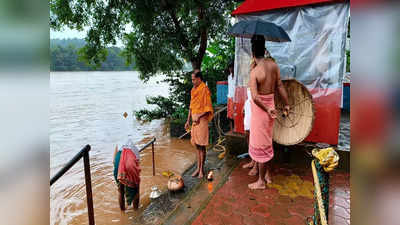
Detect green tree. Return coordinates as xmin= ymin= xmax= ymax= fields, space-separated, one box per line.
xmin=51 ymin=0 xmax=235 ymax=74
xmin=51 ymin=0 xmax=237 ymax=120
xmin=135 ymin=37 xmax=235 ymax=122
xmin=201 ymin=38 xmax=235 ymax=103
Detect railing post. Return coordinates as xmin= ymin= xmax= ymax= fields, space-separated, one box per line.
xmin=83 ymin=149 xmax=95 ymax=225
xmin=152 ymin=142 xmax=155 ymax=176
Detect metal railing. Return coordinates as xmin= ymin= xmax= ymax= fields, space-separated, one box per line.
xmin=50 ymin=145 xmax=95 ymax=225
xmin=138 ymin=137 xmax=156 ymax=176
xmin=50 ymin=138 xmax=157 ymax=225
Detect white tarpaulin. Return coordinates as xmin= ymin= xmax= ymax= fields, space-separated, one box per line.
xmin=234 ymin=2 xmax=350 ymax=101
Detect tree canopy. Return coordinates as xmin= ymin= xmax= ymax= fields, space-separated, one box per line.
xmin=50 ymin=0 xmax=236 ymax=80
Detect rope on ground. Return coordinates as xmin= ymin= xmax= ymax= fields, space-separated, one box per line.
xmin=310 ymin=160 xmax=328 ymax=225
xmin=308 ymin=147 xmax=339 ymax=225
xmin=212 ymin=106 xmax=227 ymax=159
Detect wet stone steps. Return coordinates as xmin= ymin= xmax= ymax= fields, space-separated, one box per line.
xmin=130 ymin=147 xmax=239 ymax=225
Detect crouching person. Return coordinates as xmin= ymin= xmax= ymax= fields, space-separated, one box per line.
xmin=113 ymin=142 xmax=141 ymax=210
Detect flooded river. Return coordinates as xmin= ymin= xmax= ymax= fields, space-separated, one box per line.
xmin=50 ymin=72 xmax=195 ymax=225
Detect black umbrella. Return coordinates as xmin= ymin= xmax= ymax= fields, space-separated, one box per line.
xmin=229 ymin=20 xmax=291 ymax=42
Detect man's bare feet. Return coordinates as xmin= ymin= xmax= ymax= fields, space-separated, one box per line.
xmin=264 ymin=169 xmax=272 ymax=184
xmin=265 ymin=173 xmax=272 ymax=184
xmin=124 ymin=205 xmax=132 ymax=211
xmin=198 ymin=171 xmax=204 ymax=179
xmin=192 ymin=168 xmax=199 ymax=177
xmin=248 ymin=180 xmax=266 ymax=190
xmin=242 ymin=160 xmax=255 ymax=169
xmin=248 ymin=166 xmax=258 ymax=176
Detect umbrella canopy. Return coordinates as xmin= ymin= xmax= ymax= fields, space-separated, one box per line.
xmin=229 ymin=20 xmax=291 ymax=42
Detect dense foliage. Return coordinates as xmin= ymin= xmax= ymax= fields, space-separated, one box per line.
xmin=51 ymin=0 xmax=236 ymax=75
xmin=135 ymin=37 xmax=235 ymax=122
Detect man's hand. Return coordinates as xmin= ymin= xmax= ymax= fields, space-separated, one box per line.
xmin=267 ymin=108 xmax=277 ymax=119
xmin=283 ymin=105 xmax=290 ymax=117
xmin=192 ymin=118 xmax=199 ymax=126
xmin=185 ymin=121 xmax=190 ymax=131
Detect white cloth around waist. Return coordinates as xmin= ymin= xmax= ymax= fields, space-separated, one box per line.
xmin=227 ymin=74 xmax=236 ymax=98
xmin=244 ymin=88 xmax=252 ymax=131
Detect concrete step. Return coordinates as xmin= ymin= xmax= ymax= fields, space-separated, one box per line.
xmin=161 ymin=152 xmax=239 ymax=225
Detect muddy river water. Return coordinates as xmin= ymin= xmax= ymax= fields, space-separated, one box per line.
xmin=50 ymin=72 xmax=195 ymax=225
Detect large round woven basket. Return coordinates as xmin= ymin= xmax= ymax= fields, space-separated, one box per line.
xmin=273 ymin=79 xmax=314 ymax=146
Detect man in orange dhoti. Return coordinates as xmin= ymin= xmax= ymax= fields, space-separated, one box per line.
xmin=248 ymin=35 xmax=290 ymax=189
xmin=185 ymin=70 xmax=213 ymax=178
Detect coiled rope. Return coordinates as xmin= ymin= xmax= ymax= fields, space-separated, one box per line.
xmin=211 ymin=106 xmax=227 ymax=158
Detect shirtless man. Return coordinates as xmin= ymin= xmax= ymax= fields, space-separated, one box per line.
xmin=248 ymin=35 xmax=290 ymax=189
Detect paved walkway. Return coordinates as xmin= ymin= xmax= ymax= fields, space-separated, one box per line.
xmin=191 ymin=159 xmax=350 ymax=225
xmin=329 ymin=171 xmax=351 ymax=225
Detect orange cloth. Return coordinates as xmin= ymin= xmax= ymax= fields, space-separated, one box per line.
xmin=249 ymin=94 xmax=275 ymax=163
xmin=190 ymin=82 xmax=213 ymax=122
xmin=227 ymin=97 xmax=234 ymax=119
xmin=190 ymin=82 xmax=213 ymax=146
xmin=191 ymin=116 xmax=209 ymax=146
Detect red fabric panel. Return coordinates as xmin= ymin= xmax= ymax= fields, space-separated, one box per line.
xmin=232 ymin=0 xmax=340 ymax=15
xmin=227 ymin=97 xmax=234 ymax=119
xmin=305 ymin=88 xmax=342 ymax=145
xmin=233 ymin=87 xmax=247 ymax=134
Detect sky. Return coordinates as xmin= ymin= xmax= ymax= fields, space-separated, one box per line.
xmin=50 ymin=27 xmax=126 ymax=47
xmin=50 ymin=25 xmax=131 ymax=47
xmin=50 ymin=27 xmax=86 ymax=39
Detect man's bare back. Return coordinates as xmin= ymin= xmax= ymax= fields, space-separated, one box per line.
xmin=249 ymin=58 xmax=289 ymax=118
xmin=251 ymin=58 xmax=279 ymax=95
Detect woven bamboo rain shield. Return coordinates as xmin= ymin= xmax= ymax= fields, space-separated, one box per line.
xmin=273 ymin=79 xmax=314 ymax=145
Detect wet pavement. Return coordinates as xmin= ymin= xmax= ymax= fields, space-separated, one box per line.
xmin=189 ymin=159 xmax=350 ymax=225
xmin=329 ymin=171 xmax=351 ymax=225
xmin=135 ymin=145 xmax=239 ymax=225
xmin=338 ymin=110 xmax=350 ymax=151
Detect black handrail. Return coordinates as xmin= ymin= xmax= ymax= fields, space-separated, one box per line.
xmin=50 ymin=145 xmax=91 ymax=185
xmin=138 ymin=137 xmax=156 ymax=175
xmin=50 ymin=144 xmax=95 ymax=225
xmin=50 ymin=138 xmax=157 ymax=225
xmin=138 ymin=137 xmax=156 ymax=152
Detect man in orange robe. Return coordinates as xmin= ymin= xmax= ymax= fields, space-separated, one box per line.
xmin=185 ymin=69 xmax=214 ymax=178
